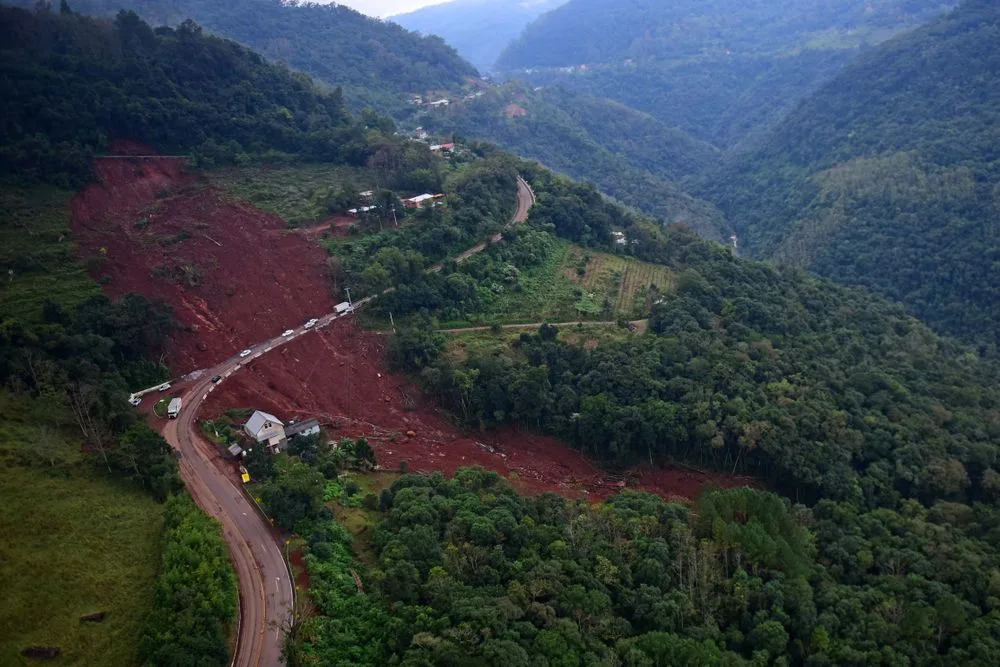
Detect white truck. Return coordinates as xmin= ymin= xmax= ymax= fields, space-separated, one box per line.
xmin=167 ymin=397 xmax=182 ymax=419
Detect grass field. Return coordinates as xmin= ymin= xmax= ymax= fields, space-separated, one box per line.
xmin=0 ymin=184 xmax=101 ymax=322
xmin=480 ymin=240 xmax=674 ymax=324
xmin=0 ymin=396 xmax=163 ymax=667
xmin=209 ymin=164 xmax=374 ymax=227
xmin=445 ymin=322 xmax=639 ymax=363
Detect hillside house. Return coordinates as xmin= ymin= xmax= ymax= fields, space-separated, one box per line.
xmin=285 ymin=418 xmax=321 ymax=440
xmin=404 ymin=193 xmax=444 ymax=209
xmin=429 ymin=99 xmax=450 ymax=108
xmin=244 ymin=410 xmax=285 ymax=453
xmin=430 ymin=143 xmax=455 ymax=153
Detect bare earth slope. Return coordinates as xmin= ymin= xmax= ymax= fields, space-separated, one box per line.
xmin=71 ymin=154 xmax=334 ymax=373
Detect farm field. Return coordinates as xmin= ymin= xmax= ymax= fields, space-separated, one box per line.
xmin=0 ymin=395 xmax=162 ymax=666
xmin=210 ymin=164 xmax=374 ymax=227
xmin=482 ymin=239 xmax=674 ymax=324
xmin=445 ymin=322 xmax=640 ymax=364
xmin=0 ymin=184 xmax=100 ymax=323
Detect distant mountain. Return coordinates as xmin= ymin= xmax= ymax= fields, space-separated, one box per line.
xmin=393 ymin=0 xmax=564 ymax=72
xmin=703 ymin=0 xmax=1000 ymax=345
xmin=495 ymin=0 xmax=954 ymax=149
xmin=11 ymin=0 xmax=478 ymax=110
xmin=419 ymin=83 xmax=726 ymax=237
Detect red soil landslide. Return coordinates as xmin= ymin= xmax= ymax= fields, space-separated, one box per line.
xmin=74 ymin=148 xmax=748 ymax=502
xmin=201 ymin=318 xmax=750 ymax=501
xmin=71 ymin=152 xmax=334 ymax=373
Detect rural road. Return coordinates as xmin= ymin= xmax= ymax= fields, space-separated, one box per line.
xmin=429 ymin=176 xmax=535 ymax=272
xmin=156 ymin=176 xmax=534 ymax=666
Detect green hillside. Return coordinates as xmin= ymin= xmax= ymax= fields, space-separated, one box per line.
xmin=420 ymin=83 xmax=726 ymax=237
xmin=12 ymin=0 xmax=477 ymax=110
xmin=283 ymin=164 xmax=1000 ymax=663
xmin=495 ymin=0 xmax=953 ymax=148
xmin=704 ymin=0 xmax=1000 ymax=345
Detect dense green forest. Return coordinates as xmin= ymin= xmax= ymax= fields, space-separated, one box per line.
xmin=392 ymin=0 xmax=564 ymax=72
xmin=268 ymin=460 xmax=1000 ymax=665
xmin=703 ymin=0 xmax=1000 ymax=346
xmin=12 ymin=0 xmax=477 ymax=110
xmin=280 ymin=160 xmax=1000 ymax=664
xmin=495 ymin=0 xmax=954 ymax=148
xmin=0 ymin=4 xmax=387 ymax=185
xmin=420 ymin=84 xmax=725 ymax=238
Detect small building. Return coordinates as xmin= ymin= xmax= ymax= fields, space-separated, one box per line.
xmin=167 ymin=397 xmax=182 ymax=419
xmin=285 ymin=418 xmax=321 ymax=440
xmin=414 ymin=127 xmax=429 ymax=140
xmin=227 ymin=443 xmax=244 ymax=458
xmin=430 ymin=143 xmax=455 ymax=153
xmin=244 ymin=410 xmax=285 ymax=453
xmin=335 ymin=301 xmax=352 ymax=314
xmin=612 ymin=231 xmax=628 ymax=246
xmin=428 ymin=99 xmax=450 ymax=108
xmin=358 ymin=190 xmax=374 ymax=200
xmin=404 ymin=193 xmax=445 ymax=209
xmin=347 ymin=205 xmax=376 ymax=216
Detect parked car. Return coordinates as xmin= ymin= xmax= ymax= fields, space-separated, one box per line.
xmin=211 ymin=375 xmax=222 ymax=383
xmin=304 ymin=318 xmax=319 ymax=329
xmin=239 ymin=349 xmax=252 ymax=358
xmin=128 ymin=395 xmax=142 ymax=407
xmin=281 ymin=329 xmax=294 ymax=337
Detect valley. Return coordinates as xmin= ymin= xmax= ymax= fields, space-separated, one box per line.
xmin=4 ymin=2 xmax=1000 ymax=666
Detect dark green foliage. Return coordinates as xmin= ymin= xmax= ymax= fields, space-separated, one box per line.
xmin=0 ymin=5 xmax=366 ymax=185
xmin=141 ymin=494 xmax=238 ymax=667
xmin=496 ymin=0 xmax=952 ymax=148
xmin=328 ymin=152 xmax=518 ymax=299
xmin=290 ymin=470 xmax=1000 ymax=664
xmin=12 ymin=0 xmax=477 ymax=111
xmin=705 ymin=0 xmax=1000 ymax=346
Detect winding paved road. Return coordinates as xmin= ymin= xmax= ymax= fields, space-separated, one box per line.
xmin=158 ymin=176 xmax=534 ymax=666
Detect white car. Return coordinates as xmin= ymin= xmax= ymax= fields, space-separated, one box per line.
xmin=128 ymin=395 xmax=142 ymax=407
xmin=304 ymin=318 xmax=318 ymax=329
xmin=281 ymin=329 xmax=294 ymax=337
xmin=239 ymin=348 xmax=253 ymax=358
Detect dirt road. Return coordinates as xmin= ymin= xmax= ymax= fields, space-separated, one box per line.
xmin=429 ymin=176 xmax=535 ymax=272
xmin=156 ymin=177 xmax=533 ymax=666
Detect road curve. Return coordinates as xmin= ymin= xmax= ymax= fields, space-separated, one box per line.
xmin=158 ymin=176 xmax=534 ymax=667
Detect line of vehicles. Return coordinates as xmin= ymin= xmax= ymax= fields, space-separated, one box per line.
xmin=128 ymin=305 xmax=356 ymax=414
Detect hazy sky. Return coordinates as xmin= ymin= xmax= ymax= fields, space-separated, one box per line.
xmin=319 ymin=0 xmax=447 ymax=19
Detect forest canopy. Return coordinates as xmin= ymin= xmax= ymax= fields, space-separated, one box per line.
xmin=0 ymin=5 xmax=379 ymax=185
xmin=702 ymin=0 xmax=1000 ymax=346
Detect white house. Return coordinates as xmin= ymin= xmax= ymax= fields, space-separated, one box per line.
xmin=244 ymin=410 xmax=286 ymax=453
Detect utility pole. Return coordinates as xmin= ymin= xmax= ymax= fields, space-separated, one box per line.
xmin=389 ymin=311 xmax=396 ymax=334
xmin=345 ymin=287 xmax=353 ymax=308
xmin=392 ymin=207 xmax=398 ymax=228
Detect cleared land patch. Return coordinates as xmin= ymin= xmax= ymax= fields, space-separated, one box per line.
xmin=480 ymin=240 xmax=674 ymax=324
xmin=210 ymin=164 xmax=374 ymax=227
xmin=0 ymin=395 xmax=162 ymax=666
xmin=0 ymin=184 xmax=100 ymax=322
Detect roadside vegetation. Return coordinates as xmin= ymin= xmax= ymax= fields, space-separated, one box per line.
xmin=0 ymin=394 xmax=163 ymax=666
xmin=0 ymin=141 xmax=234 ymax=666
